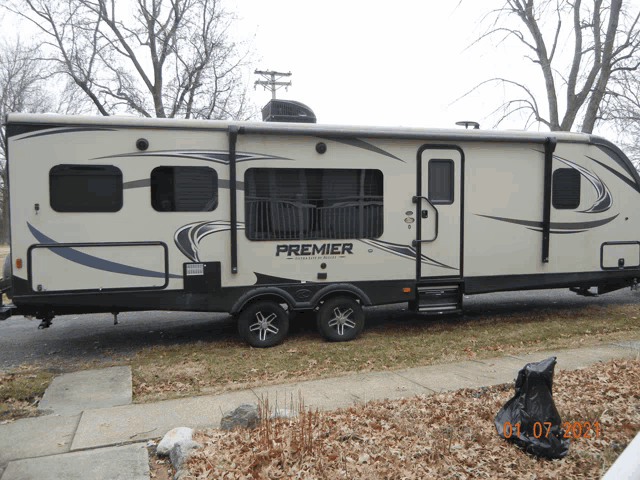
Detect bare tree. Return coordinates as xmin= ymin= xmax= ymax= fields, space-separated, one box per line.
xmin=7 ymin=0 xmax=256 ymax=120
xmin=601 ymin=67 xmax=640 ymax=167
xmin=0 ymin=40 xmax=55 ymax=243
xmin=467 ymin=0 xmax=640 ymax=134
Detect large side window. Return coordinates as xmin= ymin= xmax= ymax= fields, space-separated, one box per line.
xmin=245 ymin=168 xmax=383 ymax=240
xmin=151 ymin=166 xmax=218 ymax=212
xmin=428 ymin=159 xmax=454 ymax=205
xmin=552 ymin=168 xmax=581 ymax=209
xmin=50 ymin=165 xmax=123 ymax=212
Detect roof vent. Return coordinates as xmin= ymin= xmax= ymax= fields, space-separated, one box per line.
xmin=262 ymin=100 xmax=316 ymax=123
xmin=456 ymin=121 xmax=480 ymax=129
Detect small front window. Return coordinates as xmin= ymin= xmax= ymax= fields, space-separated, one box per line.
xmin=552 ymin=168 xmax=581 ymax=209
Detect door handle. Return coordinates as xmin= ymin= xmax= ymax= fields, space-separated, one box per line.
xmin=412 ymin=196 xmax=439 ymax=243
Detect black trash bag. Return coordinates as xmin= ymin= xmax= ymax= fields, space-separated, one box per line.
xmin=494 ymin=356 xmax=570 ymax=459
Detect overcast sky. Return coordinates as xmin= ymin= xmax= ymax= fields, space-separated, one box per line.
xmin=234 ymin=0 xmax=546 ymax=131
xmin=0 ymin=0 xmax=622 ymax=140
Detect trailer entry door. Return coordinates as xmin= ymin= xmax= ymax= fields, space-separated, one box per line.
xmin=415 ymin=146 xmax=463 ymax=280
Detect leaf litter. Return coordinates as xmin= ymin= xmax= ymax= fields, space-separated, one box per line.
xmin=177 ymin=357 xmax=640 ymax=479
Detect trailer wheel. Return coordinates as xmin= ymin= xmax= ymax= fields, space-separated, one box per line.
xmin=238 ymin=301 xmax=289 ymax=348
xmin=316 ymin=296 xmax=364 ymax=342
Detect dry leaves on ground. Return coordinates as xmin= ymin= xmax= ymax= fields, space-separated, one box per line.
xmin=179 ymin=357 xmax=640 ymax=480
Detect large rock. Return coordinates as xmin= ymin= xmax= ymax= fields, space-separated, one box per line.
xmin=220 ymin=403 xmax=259 ymax=430
xmin=157 ymin=427 xmax=193 ymax=456
xmin=170 ymin=440 xmax=202 ymax=471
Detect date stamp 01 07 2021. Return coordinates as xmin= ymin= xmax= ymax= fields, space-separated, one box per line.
xmin=503 ymin=422 xmax=600 ymax=439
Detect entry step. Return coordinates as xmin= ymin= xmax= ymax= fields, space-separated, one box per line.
xmin=415 ymin=284 xmax=462 ymax=314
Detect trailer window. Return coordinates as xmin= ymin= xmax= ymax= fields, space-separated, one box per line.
xmin=244 ymin=168 xmax=383 ymax=240
xmin=552 ymin=168 xmax=580 ymax=209
xmin=428 ymin=160 xmax=454 ymax=205
xmin=50 ymin=165 xmax=123 ymax=212
xmin=151 ymin=166 xmax=218 ymax=212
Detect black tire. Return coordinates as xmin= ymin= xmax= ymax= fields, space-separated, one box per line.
xmin=316 ymin=296 xmax=365 ymax=342
xmin=238 ymin=301 xmax=289 ymax=348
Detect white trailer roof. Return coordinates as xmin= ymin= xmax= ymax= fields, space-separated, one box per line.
xmin=6 ymin=112 xmax=592 ymax=144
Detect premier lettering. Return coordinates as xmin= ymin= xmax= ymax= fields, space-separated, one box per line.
xmin=276 ymin=243 xmax=354 ymax=257
xmin=313 ymin=244 xmax=327 ymax=255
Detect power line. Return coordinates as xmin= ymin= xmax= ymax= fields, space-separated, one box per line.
xmin=254 ymin=70 xmax=292 ymax=100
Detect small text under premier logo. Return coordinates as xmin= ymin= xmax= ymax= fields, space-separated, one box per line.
xmin=276 ymin=243 xmax=354 ymax=259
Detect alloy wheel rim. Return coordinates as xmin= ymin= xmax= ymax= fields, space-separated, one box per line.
xmin=249 ymin=310 xmax=279 ymax=341
xmin=327 ymin=306 xmax=356 ymax=336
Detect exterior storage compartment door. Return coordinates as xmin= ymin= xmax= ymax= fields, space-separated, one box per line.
xmin=601 ymin=242 xmax=640 ymax=270
xmin=28 ymin=242 xmax=169 ymax=292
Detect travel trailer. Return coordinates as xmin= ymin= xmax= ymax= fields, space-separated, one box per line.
xmin=2 ymin=104 xmax=639 ymax=347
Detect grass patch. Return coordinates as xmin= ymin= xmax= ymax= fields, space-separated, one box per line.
xmin=131 ymin=303 xmax=640 ymax=403
xmin=0 ymin=366 xmax=54 ymax=422
xmin=1 ymin=302 xmax=638 ymax=420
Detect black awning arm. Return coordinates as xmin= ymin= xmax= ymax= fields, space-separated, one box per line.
xmin=228 ymin=126 xmax=239 ymax=274
xmin=542 ymin=137 xmax=557 ymax=263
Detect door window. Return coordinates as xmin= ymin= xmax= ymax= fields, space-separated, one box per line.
xmin=428 ymin=159 xmax=454 ymax=204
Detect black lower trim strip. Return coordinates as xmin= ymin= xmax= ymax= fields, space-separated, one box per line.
xmin=465 ymin=270 xmax=640 ymax=294
xmin=13 ymin=269 xmax=640 ymax=318
xmin=10 ymin=277 xmax=416 ymax=316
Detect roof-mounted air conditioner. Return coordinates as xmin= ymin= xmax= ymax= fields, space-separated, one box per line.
xmin=262 ymin=100 xmax=316 ymax=123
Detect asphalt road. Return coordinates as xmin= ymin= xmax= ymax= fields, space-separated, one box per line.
xmin=0 ymin=287 xmax=639 ymax=371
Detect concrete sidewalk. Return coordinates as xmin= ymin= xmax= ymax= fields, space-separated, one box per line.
xmin=1 ymin=340 xmax=639 ymax=479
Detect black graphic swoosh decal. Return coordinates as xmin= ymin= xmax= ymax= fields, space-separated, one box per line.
xmin=359 ymin=239 xmax=457 ymax=270
xmin=534 ymin=148 xmax=613 ymax=213
xmin=477 ymin=214 xmax=619 ymax=230
xmin=254 ymin=272 xmax=301 ymax=285
xmin=319 ymin=136 xmax=405 ymax=163
xmin=587 ymin=156 xmax=640 ymax=194
xmin=555 ymin=155 xmax=612 ymax=213
xmin=123 ymin=178 xmax=245 ymax=191
xmin=526 ymin=228 xmax=588 ymax=235
xmin=175 ymin=221 xmax=245 ymax=262
xmin=15 ymin=127 xmax=116 ymax=141
xmin=123 ymin=179 xmax=151 ymax=189
xmin=28 ymin=223 xmax=181 ymax=279
xmin=92 ymin=150 xmax=293 ymax=165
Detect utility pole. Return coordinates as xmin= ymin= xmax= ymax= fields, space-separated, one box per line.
xmin=254 ymin=70 xmax=292 ymax=99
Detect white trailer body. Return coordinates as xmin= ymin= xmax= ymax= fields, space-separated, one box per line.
xmin=2 ymin=113 xmax=639 ymax=346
